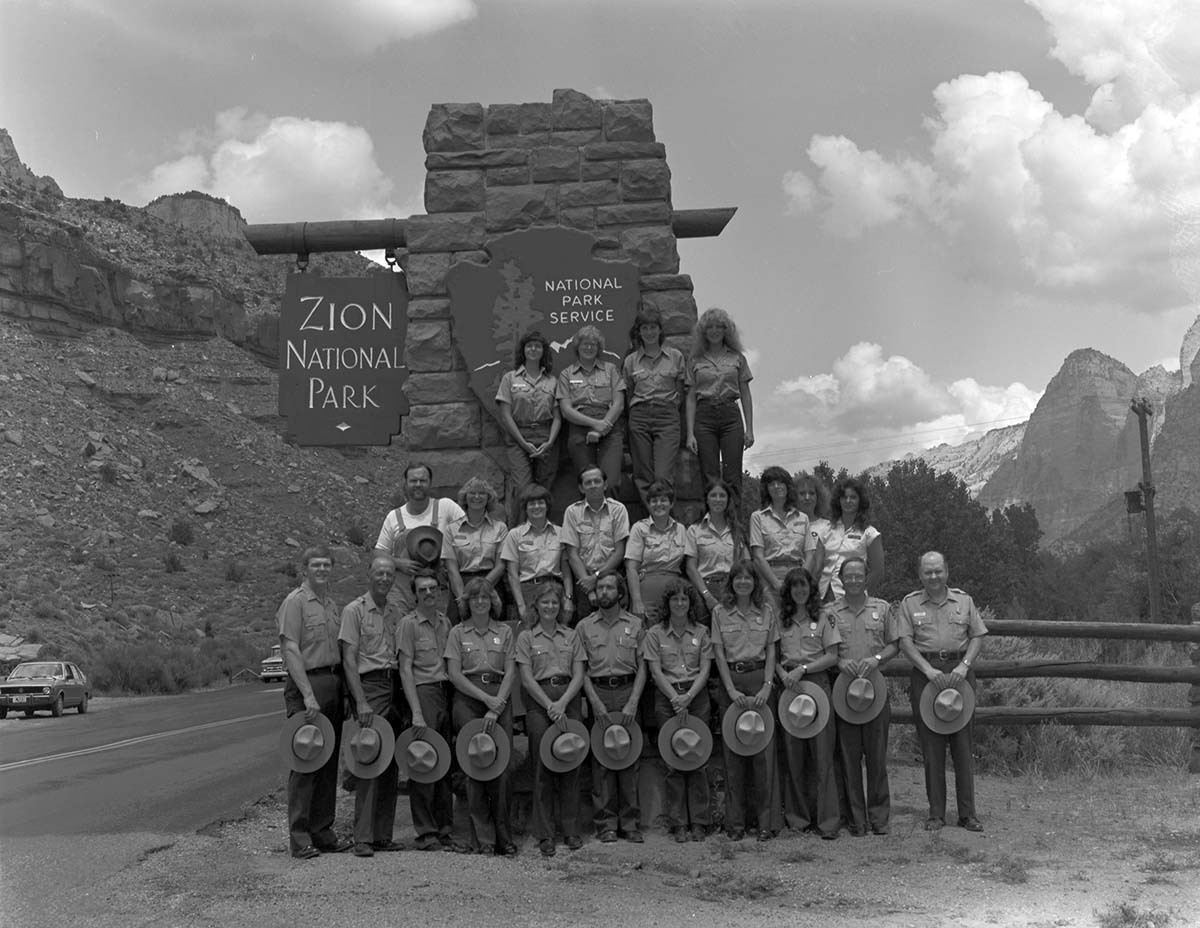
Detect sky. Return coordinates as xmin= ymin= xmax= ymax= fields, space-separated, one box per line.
xmin=2 ymin=0 xmax=1198 ymax=474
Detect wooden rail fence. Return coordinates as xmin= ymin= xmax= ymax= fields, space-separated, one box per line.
xmin=878 ymin=618 xmax=1200 ymax=772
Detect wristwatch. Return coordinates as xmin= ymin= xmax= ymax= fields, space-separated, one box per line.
xmin=873 ymin=653 xmax=883 ymax=662
xmin=962 ymin=657 xmax=972 ymax=668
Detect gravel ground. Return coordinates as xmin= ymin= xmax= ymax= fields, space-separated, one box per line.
xmin=61 ymin=761 xmax=1200 ymax=928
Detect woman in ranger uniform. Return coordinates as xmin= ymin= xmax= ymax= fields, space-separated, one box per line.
xmin=445 ymin=578 xmax=518 ymax=856
xmin=684 ymin=307 xmax=754 ymax=493
xmin=686 ymin=477 xmax=743 ymax=624
xmin=622 ymin=306 xmax=687 ymax=508
xmin=446 ymin=477 xmax=508 ymax=624
xmin=558 ymin=325 xmax=626 ymax=496
xmin=495 ymin=330 xmax=562 ymax=522
xmin=643 ymin=580 xmax=714 ymax=842
xmin=625 ymin=480 xmax=695 ymax=625
xmin=774 ymin=567 xmax=842 ymax=839
xmin=710 ymin=560 xmax=779 ymax=842
xmin=516 ymin=581 xmax=587 ymax=857
xmin=501 ymin=484 xmax=573 ymax=628
xmin=750 ymin=466 xmax=813 ymax=612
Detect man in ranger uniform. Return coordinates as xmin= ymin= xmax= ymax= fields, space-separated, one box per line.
xmin=562 ymin=465 xmax=630 ymax=619
xmin=895 ymin=551 xmax=986 ymax=833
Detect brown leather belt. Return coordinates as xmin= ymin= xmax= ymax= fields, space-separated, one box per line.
xmin=590 ymin=673 xmax=635 ymax=688
xmin=730 ymin=660 xmax=766 ymax=673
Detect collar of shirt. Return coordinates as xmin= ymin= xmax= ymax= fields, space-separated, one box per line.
xmin=300 ymin=581 xmax=332 ymax=605
xmin=531 ymin=623 xmax=567 ymax=642
xmin=919 ymin=589 xmax=955 ymax=607
xmin=522 ymin=520 xmax=557 ymax=536
xmin=516 ymin=368 xmax=550 ymax=387
xmin=455 ymin=512 xmax=499 ymax=530
xmin=645 ymin=517 xmax=680 ymax=535
xmin=567 ymin=361 xmax=603 ymax=376
xmin=728 ymin=603 xmax=764 ymax=623
xmin=698 ymin=514 xmax=731 ymax=537
xmin=595 ymin=609 xmax=635 ymax=628
xmin=463 ymin=620 xmax=504 ymax=638
xmin=416 ymin=609 xmax=447 ymax=627
xmin=759 ymin=505 xmax=802 ymax=523
xmin=578 ymin=497 xmax=615 ymax=516
xmin=665 ymin=622 xmax=696 ymax=640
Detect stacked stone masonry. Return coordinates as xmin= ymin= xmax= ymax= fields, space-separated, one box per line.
xmin=402 ymin=89 xmax=702 ymax=506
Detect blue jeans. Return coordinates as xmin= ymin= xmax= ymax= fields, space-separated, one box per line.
xmin=628 ymin=401 xmax=681 ymax=506
xmin=566 ymin=419 xmax=623 ymax=493
xmin=694 ymin=399 xmax=744 ymax=490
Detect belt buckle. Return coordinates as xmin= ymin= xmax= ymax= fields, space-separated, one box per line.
xmin=607 ymin=675 xmax=621 ymax=687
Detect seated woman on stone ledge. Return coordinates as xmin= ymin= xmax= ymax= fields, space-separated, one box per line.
xmin=495 ymin=329 xmax=561 ymax=524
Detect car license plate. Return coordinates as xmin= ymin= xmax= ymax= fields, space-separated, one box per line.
xmin=11 ymin=695 xmax=26 ymax=703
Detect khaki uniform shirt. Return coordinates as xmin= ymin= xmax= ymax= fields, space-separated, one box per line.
xmin=277 ymin=581 xmax=340 ymax=669
xmin=558 ymin=360 xmax=624 ymax=417
xmin=500 ymin=521 xmax=565 ymax=581
xmin=397 ymin=610 xmax=451 ymax=685
xmin=830 ymin=596 xmax=895 ymax=661
xmin=685 ymin=348 xmax=752 ymax=402
xmin=561 ymin=497 xmax=631 ymax=574
xmin=446 ymin=513 xmax=508 ymax=573
xmin=749 ymin=507 xmax=811 ymax=564
xmin=577 ymin=610 xmax=644 ymax=677
xmin=711 ymin=603 xmax=780 ymax=662
xmin=444 ymin=620 xmax=514 ymax=675
xmin=515 ymin=624 xmax=583 ymax=680
xmin=622 ymin=346 xmax=685 ymax=407
xmin=626 ymin=517 xmax=694 ymax=575
xmin=496 ymin=368 xmax=558 ymax=427
xmin=338 ymin=593 xmax=402 ymax=673
xmin=894 ymin=588 xmax=987 ymax=652
xmin=687 ymin=515 xmax=736 ymax=578
xmin=643 ymin=623 xmax=712 ymax=683
xmin=778 ymin=610 xmax=841 ymax=666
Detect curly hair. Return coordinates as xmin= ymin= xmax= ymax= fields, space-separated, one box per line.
xmin=569 ymin=325 xmax=607 ymax=361
xmin=529 ymin=580 xmax=567 ymax=620
xmin=779 ymin=567 xmax=822 ymax=629
xmin=517 ymin=483 xmax=553 ymax=521
xmin=691 ymin=306 xmax=744 ymax=355
xmin=457 ymin=476 xmax=500 ymax=514
xmin=463 ymin=576 xmax=503 ymax=620
xmin=658 ymin=579 xmax=704 ymax=627
xmin=512 ymin=329 xmax=554 ymax=376
xmin=725 ymin=559 xmax=763 ymax=609
xmin=831 ymin=476 xmax=871 ymax=529
xmin=759 ymin=465 xmax=799 ymax=511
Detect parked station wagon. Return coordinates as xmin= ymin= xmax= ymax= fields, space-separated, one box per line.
xmin=0 ymin=661 xmax=91 ymax=718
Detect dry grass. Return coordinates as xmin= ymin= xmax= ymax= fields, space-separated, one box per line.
xmin=1094 ymin=901 xmax=1174 ymax=928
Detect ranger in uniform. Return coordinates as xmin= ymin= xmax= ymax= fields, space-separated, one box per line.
xmin=895 ymin=551 xmax=987 ymax=832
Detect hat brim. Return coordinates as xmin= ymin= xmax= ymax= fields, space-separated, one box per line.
xmin=657 ymin=712 xmax=714 ymax=771
xmin=539 ymin=718 xmax=591 ymax=773
xmin=455 ymin=717 xmax=512 ymax=782
xmin=404 ymin=526 xmax=444 ymax=566
xmin=919 ymin=679 xmax=976 ymax=734
xmin=341 ymin=717 xmax=396 ymax=780
xmin=831 ymin=668 xmax=888 ymax=724
xmin=589 ymin=719 xmax=645 ymax=770
xmin=776 ymin=681 xmax=831 ymax=739
xmin=279 ymin=711 xmax=337 ymax=774
xmin=394 ymin=726 xmax=452 ymax=784
xmin=721 ymin=703 xmax=776 ymax=756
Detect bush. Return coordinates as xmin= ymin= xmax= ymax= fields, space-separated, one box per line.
xmin=164 ymin=551 xmax=184 ymax=573
xmin=346 ymin=524 xmax=366 ymax=547
xmin=168 ymin=519 xmax=195 ymax=546
xmin=224 ymin=560 xmax=247 ymax=583
xmin=99 ymin=461 xmax=118 ymax=484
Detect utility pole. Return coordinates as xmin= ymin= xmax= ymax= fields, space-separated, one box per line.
xmin=1130 ymin=398 xmax=1162 ymax=622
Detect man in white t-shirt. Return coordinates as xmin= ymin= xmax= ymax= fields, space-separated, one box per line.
xmin=374 ymin=462 xmax=465 ymax=613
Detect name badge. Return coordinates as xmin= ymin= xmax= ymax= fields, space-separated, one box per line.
xmin=691 ymin=638 xmax=699 ymax=646
xmin=913 ymin=611 xmax=926 ymax=618
xmin=871 ymin=612 xmax=879 ymax=620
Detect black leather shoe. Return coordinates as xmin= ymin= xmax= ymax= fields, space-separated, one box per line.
xmin=871 ymin=824 xmax=890 ymax=835
xmin=599 ymin=830 xmax=618 ymax=843
xmin=673 ymin=828 xmax=689 ymax=844
xmin=924 ymin=817 xmax=944 ymax=831
xmin=959 ymin=817 xmax=984 ymax=832
xmin=497 ymin=842 xmax=519 ymax=857
xmin=315 ymin=837 xmax=354 ymax=853
xmin=540 ymin=839 xmax=556 ymax=857
xmin=352 ymin=842 xmax=374 ymax=857
xmin=625 ymin=830 xmax=644 ymax=844
xmin=291 ymin=845 xmax=320 ymax=860
xmin=565 ymin=835 xmax=583 ymax=850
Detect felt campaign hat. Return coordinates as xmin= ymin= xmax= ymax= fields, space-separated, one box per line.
xmin=341 ymin=716 xmax=396 ymax=780
xmin=831 ymin=668 xmax=888 ymax=724
xmin=777 ymin=681 xmax=831 ymax=740
xmin=539 ymin=718 xmax=591 ymax=774
xmin=589 ymin=718 xmax=644 ymax=771
xmin=919 ymin=679 xmax=975 ymax=735
xmin=721 ymin=703 xmax=775 ymax=756
xmin=657 ymin=713 xmax=714 ymax=772
xmin=455 ymin=717 xmax=512 ymax=782
xmin=404 ymin=525 xmax=444 ymax=567
xmin=279 ymin=712 xmax=336 ymax=774
xmin=394 ymin=726 xmax=452 ymax=784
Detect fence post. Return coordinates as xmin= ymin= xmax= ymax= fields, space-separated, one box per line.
xmin=1191 ymin=603 xmax=1200 ymax=774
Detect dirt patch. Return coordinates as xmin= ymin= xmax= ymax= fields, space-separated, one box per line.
xmin=81 ymin=762 xmax=1200 ymax=928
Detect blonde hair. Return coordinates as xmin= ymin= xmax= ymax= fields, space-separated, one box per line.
xmin=691 ymin=307 xmax=744 ymax=355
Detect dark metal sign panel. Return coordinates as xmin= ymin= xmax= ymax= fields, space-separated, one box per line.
xmin=445 ymin=226 xmax=640 ymax=424
xmin=278 ymin=274 xmax=409 ymax=445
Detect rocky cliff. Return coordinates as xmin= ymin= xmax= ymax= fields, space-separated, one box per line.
xmin=866 ymin=422 xmax=1025 ymax=497
xmin=146 ymin=192 xmax=247 ymax=241
xmin=978 ymin=349 xmax=1147 ymax=543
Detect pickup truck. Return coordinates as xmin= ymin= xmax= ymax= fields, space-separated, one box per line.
xmin=260 ymin=645 xmax=288 ymax=683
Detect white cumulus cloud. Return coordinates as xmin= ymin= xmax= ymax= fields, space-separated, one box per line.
xmin=784 ymin=1 xmax=1200 ymax=316
xmin=135 ymin=108 xmax=412 ymax=223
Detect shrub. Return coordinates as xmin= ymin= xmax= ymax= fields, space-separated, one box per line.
xmin=164 ymin=552 xmax=184 ymax=573
xmin=168 ymin=519 xmax=195 ymax=546
xmin=346 ymin=524 xmax=366 ymax=547
xmin=99 ymin=461 xmax=118 ymax=484
xmin=224 ymin=560 xmax=247 ymax=583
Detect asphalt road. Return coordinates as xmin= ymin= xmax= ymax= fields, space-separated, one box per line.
xmin=0 ymin=683 xmax=287 ymax=922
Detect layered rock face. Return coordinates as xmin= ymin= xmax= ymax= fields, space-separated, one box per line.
xmin=867 ymin=422 xmax=1025 ymax=496
xmin=0 ymin=128 xmax=61 ymax=197
xmin=979 ymin=349 xmax=1145 ymax=543
xmin=146 ymin=193 xmax=246 ymax=241
xmin=1152 ymin=348 xmax=1200 ymax=518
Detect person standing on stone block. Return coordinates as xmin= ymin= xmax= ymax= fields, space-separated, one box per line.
xmin=496 ymin=329 xmax=562 ymax=523
xmin=685 ymin=307 xmax=754 ymax=494
xmin=558 ymin=325 xmax=626 ymax=496
xmin=374 ymin=462 xmax=465 ymax=614
xmin=622 ymin=306 xmax=686 ymax=509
